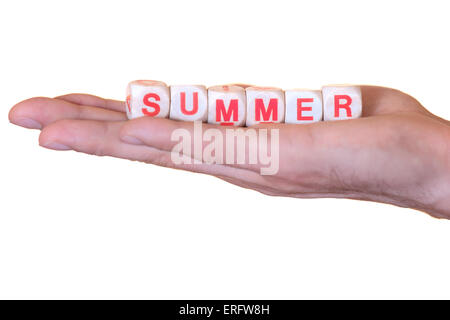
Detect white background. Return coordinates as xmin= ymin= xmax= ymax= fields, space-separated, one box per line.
xmin=1 ymin=0 xmax=450 ymax=299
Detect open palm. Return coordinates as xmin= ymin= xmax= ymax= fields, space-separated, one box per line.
xmin=9 ymin=86 xmax=450 ymax=218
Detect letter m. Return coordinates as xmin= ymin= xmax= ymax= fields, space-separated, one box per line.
xmin=255 ymin=98 xmax=278 ymax=122
xmin=216 ymin=99 xmax=238 ymax=122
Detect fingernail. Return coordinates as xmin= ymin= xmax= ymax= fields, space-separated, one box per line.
xmin=41 ymin=142 xmax=71 ymax=151
xmin=14 ymin=117 xmax=42 ymax=129
xmin=121 ymin=135 xmax=143 ymax=145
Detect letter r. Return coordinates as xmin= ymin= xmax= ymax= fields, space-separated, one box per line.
xmin=334 ymin=95 xmax=352 ymax=118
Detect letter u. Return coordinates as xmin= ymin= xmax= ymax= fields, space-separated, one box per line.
xmin=180 ymin=92 xmax=199 ymax=115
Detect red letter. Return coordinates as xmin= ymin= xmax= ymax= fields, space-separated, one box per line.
xmin=126 ymin=95 xmax=131 ymax=113
xmin=334 ymin=95 xmax=352 ymax=117
xmin=297 ymin=98 xmax=314 ymax=121
xmin=180 ymin=92 xmax=198 ymax=115
xmin=216 ymin=99 xmax=238 ymax=123
xmin=142 ymin=93 xmax=160 ymax=117
xmin=255 ymin=98 xmax=278 ymax=122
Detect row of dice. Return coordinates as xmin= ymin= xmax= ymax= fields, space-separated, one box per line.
xmin=126 ymin=80 xmax=362 ymax=126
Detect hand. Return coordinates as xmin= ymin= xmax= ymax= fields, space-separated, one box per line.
xmin=8 ymin=86 xmax=450 ymax=218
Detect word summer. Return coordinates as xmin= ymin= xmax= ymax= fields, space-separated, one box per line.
xmin=126 ymin=80 xmax=363 ymax=126
xmin=170 ymin=122 xmax=279 ymax=175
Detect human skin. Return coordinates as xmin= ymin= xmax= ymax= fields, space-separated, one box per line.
xmin=8 ymin=86 xmax=450 ymax=218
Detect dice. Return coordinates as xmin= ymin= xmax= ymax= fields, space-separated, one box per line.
xmin=285 ymin=89 xmax=323 ymax=124
xmin=207 ymin=85 xmax=246 ymax=126
xmin=245 ymin=87 xmax=285 ymax=126
xmin=126 ymin=80 xmax=363 ymax=124
xmin=126 ymin=80 xmax=170 ymax=119
xmin=169 ymin=85 xmax=208 ymax=122
xmin=322 ymin=85 xmax=362 ymax=121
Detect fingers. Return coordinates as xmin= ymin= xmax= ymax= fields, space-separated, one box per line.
xmin=39 ymin=119 xmax=172 ymax=164
xmin=9 ymin=97 xmax=127 ymax=129
xmin=229 ymin=83 xmax=253 ymax=89
xmin=119 ymin=117 xmax=284 ymax=172
xmin=10 ymin=86 xmax=441 ymax=134
xmin=55 ymin=93 xmax=126 ymax=112
xmin=38 ymin=118 xmax=270 ymax=187
xmin=120 ymin=117 xmax=211 ymax=151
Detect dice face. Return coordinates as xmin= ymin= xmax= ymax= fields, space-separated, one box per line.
xmin=245 ymin=87 xmax=285 ymax=126
xmin=285 ymin=90 xmax=323 ymax=124
xmin=207 ymin=85 xmax=246 ymax=126
xmin=169 ymin=85 xmax=208 ymax=122
xmin=126 ymin=80 xmax=170 ymax=120
xmin=322 ymin=86 xmax=362 ymax=121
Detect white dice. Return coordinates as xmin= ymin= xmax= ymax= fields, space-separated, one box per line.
xmin=207 ymin=85 xmax=246 ymax=126
xmin=126 ymin=80 xmax=170 ymax=119
xmin=126 ymin=80 xmax=363 ymax=124
xmin=322 ymin=85 xmax=362 ymax=121
xmin=169 ymin=85 xmax=208 ymax=122
xmin=285 ymin=90 xmax=323 ymax=124
xmin=245 ymin=87 xmax=285 ymax=126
